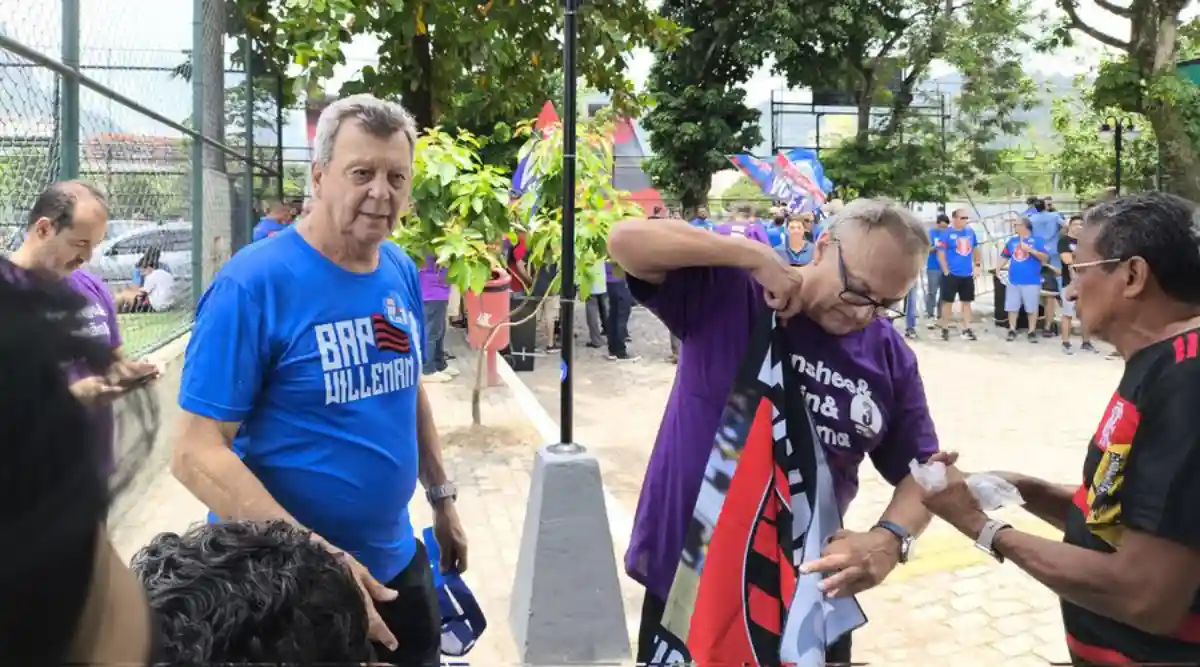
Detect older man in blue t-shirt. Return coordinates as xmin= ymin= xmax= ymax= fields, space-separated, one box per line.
xmin=172 ymin=94 xmax=467 ymax=665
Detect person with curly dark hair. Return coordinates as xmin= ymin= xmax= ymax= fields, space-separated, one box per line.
xmin=0 ymin=257 xmax=158 ymax=664
xmin=131 ymin=520 xmax=372 ymax=664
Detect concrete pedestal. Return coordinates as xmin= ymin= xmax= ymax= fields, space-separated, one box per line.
xmin=509 ymin=443 xmax=631 ymax=665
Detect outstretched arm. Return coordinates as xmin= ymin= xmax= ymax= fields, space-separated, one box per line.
xmin=608 ymin=217 xmax=778 ymax=285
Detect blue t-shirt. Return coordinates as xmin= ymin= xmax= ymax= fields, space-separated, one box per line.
xmin=1028 ymin=211 xmax=1063 ymax=267
xmin=778 ymin=240 xmax=815 ymax=266
xmin=765 ymin=223 xmax=785 ymax=247
xmin=925 ymin=229 xmax=944 ymax=271
xmin=180 ymin=227 xmax=425 ymax=581
xmin=252 ymin=217 xmax=288 ymax=242
xmin=936 ymin=227 xmax=978 ymax=277
xmin=689 ymin=218 xmax=714 ymax=231
xmin=1001 ymin=235 xmax=1046 ymax=285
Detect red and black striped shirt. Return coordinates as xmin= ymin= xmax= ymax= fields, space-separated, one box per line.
xmin=1062 ymin=328 xmax=1200 ymax=664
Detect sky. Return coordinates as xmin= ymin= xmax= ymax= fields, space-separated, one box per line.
xmin=2 ymin=0 xmax=1187 ymax=142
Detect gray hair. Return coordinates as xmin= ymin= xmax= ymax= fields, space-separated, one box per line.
xmin=824 ymin=198 xmax=930 ymax=258
xmin=313 ymin=94 xmax=418 ymax=167
xmin=25 ymin=180 xmax=107 ymax=231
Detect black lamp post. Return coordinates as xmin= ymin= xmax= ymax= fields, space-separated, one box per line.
xmin=1098 ymin=117 xmax=1138 ymax=196
xmin=555 ymin=0 xmax=580 ymax=453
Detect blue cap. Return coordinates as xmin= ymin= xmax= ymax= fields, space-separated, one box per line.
xmin=424 ymin=527 xmax=487 ymax=657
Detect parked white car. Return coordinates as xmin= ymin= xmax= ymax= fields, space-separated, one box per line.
xmin=86 ymin=221 xmax=193 ymax=287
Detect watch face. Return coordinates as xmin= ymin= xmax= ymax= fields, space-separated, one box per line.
xmin=900 ymin=537 xmax=914 ymax=562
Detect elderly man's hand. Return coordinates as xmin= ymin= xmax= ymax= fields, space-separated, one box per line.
xmin=921 ymin=464 xmax=984 ymax=532
xmin=751 ymin=252 xmax=805 ymax=319
xmin=800 ymin=529 xmax=901 ymax=598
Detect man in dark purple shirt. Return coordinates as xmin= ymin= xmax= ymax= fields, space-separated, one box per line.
xmin=608 ymin=199 xmax=944 ymax=664
xmin=9 ymin=181 xmax=159 ymax=477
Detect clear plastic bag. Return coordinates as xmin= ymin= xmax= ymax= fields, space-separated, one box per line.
xmin=908 ymin=459 xmax=1024 ymax=511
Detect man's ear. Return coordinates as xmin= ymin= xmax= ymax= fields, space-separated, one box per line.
xmin=311 ymin=160 xmax=324 ymax=198
xmin=31 ymin=216 xmax=55 ymax=239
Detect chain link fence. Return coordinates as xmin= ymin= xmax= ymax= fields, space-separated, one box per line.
xmin=0 ymin=0 xmax=285 ymax=356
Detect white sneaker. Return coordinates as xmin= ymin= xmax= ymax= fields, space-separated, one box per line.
xmin=443 ymin=366 xmax=460 ymax=377
xmin=423 ymin=371 xmax=453 ymax=383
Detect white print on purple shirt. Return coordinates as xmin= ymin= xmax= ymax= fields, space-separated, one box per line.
xmin=78 ymin=301 xmax=113 ymax=342
xmin=790 ymin=353 xmax=883 ymax=448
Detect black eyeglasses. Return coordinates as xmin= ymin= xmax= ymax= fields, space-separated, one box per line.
xmin=834 ymin=241 xmax=906 ymax=320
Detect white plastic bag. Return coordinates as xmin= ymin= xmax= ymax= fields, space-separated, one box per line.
xmin=908 ymin=459 xmax=1024 ymax=511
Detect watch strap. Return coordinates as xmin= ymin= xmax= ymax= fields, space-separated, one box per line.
xmin=873 ymin=520 xmax=913 ymax=564
xmin=426 ymin=481 xmax=458 ymax=505
xmin=974 ymin=519 xmax=1011 ymax=562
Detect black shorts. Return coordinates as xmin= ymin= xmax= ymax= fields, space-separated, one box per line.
xmin=1041 ymin=266 xmax=1060 ymax=295
xmin=940 ymin=274 xmax=975 ymax=303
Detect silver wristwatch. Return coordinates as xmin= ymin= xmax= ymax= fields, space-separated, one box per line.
xmin=426 ymin=481 xmax=458 ymax=506
xmin=974 ymin=519 xmax=1011 ymax=562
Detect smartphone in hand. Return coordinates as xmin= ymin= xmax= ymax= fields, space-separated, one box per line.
xmin=114 ymin=369 xmax=159 ymax=390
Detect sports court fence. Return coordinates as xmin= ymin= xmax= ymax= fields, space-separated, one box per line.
xmin=0 ymin=0 xmax=291 ymax=356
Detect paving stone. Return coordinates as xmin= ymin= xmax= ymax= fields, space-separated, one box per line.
xmin=950 ymin=592 xmax=988 ymax=612
xmin=946 ymin=610 xmax=991 ymax=631
xmin=993 ymin=632 xmax=1040 ymax=657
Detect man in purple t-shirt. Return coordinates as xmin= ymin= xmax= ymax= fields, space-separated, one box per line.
xmin=609 ymin=198 xmax=945 ymax=664
xmin=9 ymin=181 xmax=159 ymax=476
xmin=418 ymin=255 xmax=455 ymax=383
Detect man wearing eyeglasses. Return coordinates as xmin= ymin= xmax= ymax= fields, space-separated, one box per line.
xmin=935 ymin=209 xmax=981 ymax=341
xmin=609 ymin=198 xmax=943 ymax=666
xmin=922 ymin=193 xmax=1200 ymax=667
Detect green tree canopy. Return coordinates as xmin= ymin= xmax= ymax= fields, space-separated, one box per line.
xmin=1050 ymin=80 xmax=1158 ymax=198
xmin=771 ymin=0 xmax=1039 ymax=201
xmin=230 ymin=0 xmax=681 ymax=136
xmin=1046 ymin=5 xmax=1199 ymax=200
xmin=640 ymin=0 xmax=774 ymax=210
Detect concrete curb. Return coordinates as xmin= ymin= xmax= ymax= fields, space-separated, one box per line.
xmin=495 ymin=355 xmax=633 ymax=664
xmin=495 ymin=356 xmax=635 ymax=542
xmin=108 ymin=332 xmax=191 ymax=527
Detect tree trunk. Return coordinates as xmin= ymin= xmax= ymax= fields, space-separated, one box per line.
xmin=683 ymin=175 xmax=711 ymax=211
xmin=1145 ymin=101 xmax=1200 ymax=200
xmin=1138 ymin=4 xmax=1200 ymax=200
xmin=408 ymin=33 xmax=437 ymax=130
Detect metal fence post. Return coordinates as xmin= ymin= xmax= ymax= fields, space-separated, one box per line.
xmin=190 ymin=0 xmax=205 ymax=308
xmin=276 ymin=71 xmax=285 ymax=201
xmin=60 ymin=0 xmax=80 ymax=180
xmin=242 ymin=38 xmax=255 ymax=247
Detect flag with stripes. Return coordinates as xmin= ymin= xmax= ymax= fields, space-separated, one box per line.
xmin=647 ymin=311 xmax=866 ymax=667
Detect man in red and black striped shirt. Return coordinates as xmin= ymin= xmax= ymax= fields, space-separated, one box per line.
xmin=923 ymin=192 xmax=1200 ymax=665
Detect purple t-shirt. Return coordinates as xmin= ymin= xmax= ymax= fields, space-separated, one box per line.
xmin=66 ymin=269 xmax=123 ymax=477
xmin=624 ymin=267 xmax=939 ymax=600
xmin=418 ymin=255 xmax=451 ymax=302
xmin=714 ymin=221 xmax=771 ymax=246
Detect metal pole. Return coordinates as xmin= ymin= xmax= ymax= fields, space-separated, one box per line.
xmin=276 ymin=71 xmax=285 ymax=201
xmin=556 ymin=0 xmax=579 ymax=451
xmin=939 ymin=95 xmax=948 ymax=208
xmin=243 ymin=39 xmax=256 ymax=249
xmin=60 ymin=0 xmax=80 ymax=180
xmin=190 ymin=0 xmax=205 ymax=307
xmin=1114 ymin=122 xmax=1123 ymax=196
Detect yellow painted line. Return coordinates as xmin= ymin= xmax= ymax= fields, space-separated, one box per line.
xmin=885 ymin=517 xmax=1063 ymax=583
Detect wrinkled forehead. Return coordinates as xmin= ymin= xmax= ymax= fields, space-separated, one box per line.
xmin=331 ymin=120 xmax=413 ymax=169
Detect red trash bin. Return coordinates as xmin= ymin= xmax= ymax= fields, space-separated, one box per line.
xmin=463 ymin=269 xmax=512 ymax=350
